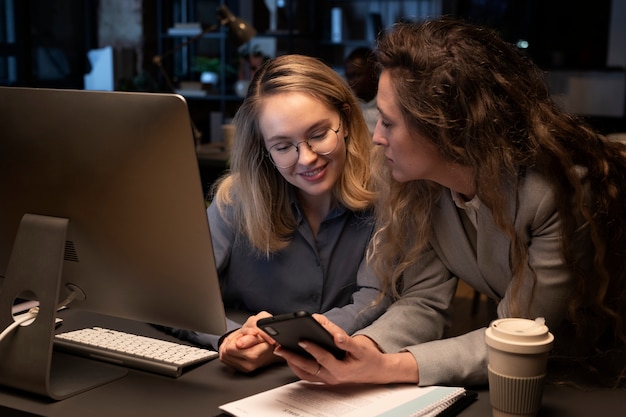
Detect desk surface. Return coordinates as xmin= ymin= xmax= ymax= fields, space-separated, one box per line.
xmin=0 ymin=310 xmax=624 ymax=417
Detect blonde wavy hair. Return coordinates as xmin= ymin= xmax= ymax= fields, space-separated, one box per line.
xmin=211 ymin=54 xmax=375 ymax=257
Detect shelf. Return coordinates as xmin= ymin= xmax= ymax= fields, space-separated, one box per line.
xmin=155 ymin=0 xmax=442 ymax=143
xmin=163 ymin=32 xmax=224 ymax=39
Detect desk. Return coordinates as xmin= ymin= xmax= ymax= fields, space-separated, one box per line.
xmin=0 ymin=310 xmax=624 ymax=417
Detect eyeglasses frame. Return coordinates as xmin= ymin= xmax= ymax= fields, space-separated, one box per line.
xmin=266 ymin=120 xmax=342 ymax=169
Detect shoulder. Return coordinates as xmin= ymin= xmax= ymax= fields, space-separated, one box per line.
xmin=207 ymin=198 xmax=234 ymax=227
xmin=518 ymin=169 xmax=553 ymax=205
xmin=519 ymin=165 xmax=588 ymax=199
xmin=209 ymin=179 xmax=241 ymax=226
xmin=516 ymin=166 xmax=588 ymax=224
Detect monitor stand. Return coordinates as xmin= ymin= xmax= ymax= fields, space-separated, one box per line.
xmin=0 ymin=214 xmax=127 ymax=400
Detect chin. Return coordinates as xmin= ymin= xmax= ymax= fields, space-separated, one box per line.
xmin=390 ymin=170 xmax=410 ymax=183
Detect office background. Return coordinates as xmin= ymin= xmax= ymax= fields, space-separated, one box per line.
xmin=1 ymin=0 xmax=624 ymax=138
xmin=1 ymin=3 xmax=625 ymax=414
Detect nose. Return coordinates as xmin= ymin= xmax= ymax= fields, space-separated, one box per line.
xmin=372 ymin=121 xmax=387 ymax=147
xmin=296 ymin=141 xmax=318 ymax=164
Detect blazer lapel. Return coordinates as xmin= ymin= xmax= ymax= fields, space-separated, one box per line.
xmin=475 ymin=204 xmax=511 ymax=298
xmin=475 ymin=180 xmax=518 ymax=299
xmin=431 ymin=193 xmax=482 ymax=278
xmin=432 ymin=191 xmax=512 ymax=300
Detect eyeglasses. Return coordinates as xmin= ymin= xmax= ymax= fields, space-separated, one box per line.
xmin=267 ymin=121 xmax=341 ymax=169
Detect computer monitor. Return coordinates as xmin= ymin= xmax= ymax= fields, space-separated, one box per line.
xmin=0 ymin=86 xmax=227 ymax=399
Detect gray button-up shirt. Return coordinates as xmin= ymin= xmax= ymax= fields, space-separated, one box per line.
xmin=169 ymin=195 xmax=387 ymax=348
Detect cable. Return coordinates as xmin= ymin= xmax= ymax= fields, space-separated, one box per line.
xmin=0 ymin=307 xmax=39 ymax=344
xmin=0 ymin=284 xmax=85 ymax=345
xmin=57 ymin=285 xmax=83 ymax=309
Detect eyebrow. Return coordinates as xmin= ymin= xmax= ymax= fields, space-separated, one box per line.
xmin=376 ymin=106 xmax=389 ymax=120
xmin=265 ymin=119 xmax=335 ymax=144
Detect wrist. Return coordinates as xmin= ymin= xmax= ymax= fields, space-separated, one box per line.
xmin=381 ymin=352 xmax=419 ymax=384
xmin=217 ymin=328 xmax=240 ymax=349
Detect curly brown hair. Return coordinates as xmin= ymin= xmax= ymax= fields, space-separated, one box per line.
xmin=370 ymin=17 xmax=626 ymax=386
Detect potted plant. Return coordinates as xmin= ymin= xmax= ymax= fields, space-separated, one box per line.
xmin=192 ymin=56 xmax=220 ymax=91
xmin=192 ymin=56 xmax=238 ymax=92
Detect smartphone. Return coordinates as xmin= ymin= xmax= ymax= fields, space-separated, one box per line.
xmin=257 ymin=311 xmax=346 ymax=359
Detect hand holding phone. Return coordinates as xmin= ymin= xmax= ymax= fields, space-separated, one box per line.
xmin=256 ymin=311 xmax=346 ymax=359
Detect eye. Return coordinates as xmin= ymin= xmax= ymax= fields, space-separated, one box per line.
xmin=272 ymin=142 xmax=293 ymax=153
xmin=308 ymin=131 xmax=327 ymax=141
xmin=381 ymin=120 xmax=391 ymax=128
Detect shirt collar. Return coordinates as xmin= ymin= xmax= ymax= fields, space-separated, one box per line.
xmin=289 ymin=188 xmax=346 ymax=223
xmin=450 ymin=189 xmax=481 ymax=212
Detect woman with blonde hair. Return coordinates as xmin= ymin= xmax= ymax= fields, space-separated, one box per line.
xmin=175 ymin=54 xmax=391 ymax=373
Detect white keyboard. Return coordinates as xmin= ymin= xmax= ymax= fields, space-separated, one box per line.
xmin=54 ymin=326 xmax=218 ymax=377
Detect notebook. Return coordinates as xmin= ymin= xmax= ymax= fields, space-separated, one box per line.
xmin=219 ymin=380 xmax=477 ymax=417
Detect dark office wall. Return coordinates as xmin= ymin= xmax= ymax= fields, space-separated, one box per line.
xmin=7 ymin=1 xmax=617 ymax=86
xmin=453 ymin=0 xmax=612 ymax=70
xmin=12 ymin=0 xmax=98 ymax=88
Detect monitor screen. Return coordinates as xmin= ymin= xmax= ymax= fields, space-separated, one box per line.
xmin=0 ymin=87 xmax=227 ymax=398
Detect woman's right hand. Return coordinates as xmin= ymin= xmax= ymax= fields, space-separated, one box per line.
xmin=218 ymin=311 xmax=283 ymax=372
xmin=275 ymin=314 xmax=420 ymax=385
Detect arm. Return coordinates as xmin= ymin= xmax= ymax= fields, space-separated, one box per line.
xmin=221 ymin=257 xmax=389 ymax=372
xmin=321 ymin=210 xmax=393 ymax=334
xmin=279 ymin=247 xmax=457 ymax=385
xmin=206 ymin=201 xmax=233 ymax=276
xmin=275 ymin=315 xmax=420 ymax=384
xmin=282 ymin=215 xmax=572 ymax=387
xmin=208 ymin=203 xmax=284 ymax=370
xmin=323 ymin=257 xmax=391 ymax=334
xmin=407 ymin=173 xmax=582 ymax=386
xmin=355 ymin=246 xmax=457 ymax=353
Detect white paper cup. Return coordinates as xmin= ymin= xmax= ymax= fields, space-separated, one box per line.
xmin=485 ymin=318 xmax=554 ymax=417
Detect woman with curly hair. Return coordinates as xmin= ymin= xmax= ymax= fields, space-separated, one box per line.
xmin=172 ymin=54 xmax=390 ymax=373
xmin=277 ymin=18 xmax=626 ymax=388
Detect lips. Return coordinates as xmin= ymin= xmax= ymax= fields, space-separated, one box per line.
xmin=299 ymin=164 xmax=327 ymax=180
xmin=301 ymin=166 xmax=324 ymax=176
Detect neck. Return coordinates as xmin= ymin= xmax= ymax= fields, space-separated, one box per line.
xmin=297 ymin=192 xmax=333 ymax=238
xmin=443 ymin=163 xmax=476 ymax=200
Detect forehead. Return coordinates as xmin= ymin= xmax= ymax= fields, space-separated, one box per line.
xmin=376 ymin=71 xmax=399 ymax=117
xmin=259 ymin=92 xmax=335 ymax=139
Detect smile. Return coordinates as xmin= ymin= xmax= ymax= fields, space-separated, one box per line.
xmin=299 ymin=164 xmax=327 ymax=178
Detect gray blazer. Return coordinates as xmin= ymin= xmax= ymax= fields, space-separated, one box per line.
xmin=358 ymin=169 xmax=586 ymax=386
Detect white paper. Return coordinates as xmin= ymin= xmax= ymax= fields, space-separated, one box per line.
xmin=220 ymin=380 xmax=465 ymax=417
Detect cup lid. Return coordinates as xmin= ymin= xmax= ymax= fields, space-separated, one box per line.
xmin=485 ymin=318 xmax=554 ymax=353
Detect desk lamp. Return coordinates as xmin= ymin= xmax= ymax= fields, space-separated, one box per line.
xmin=153 ymin=4 xmax=256 ymax=93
